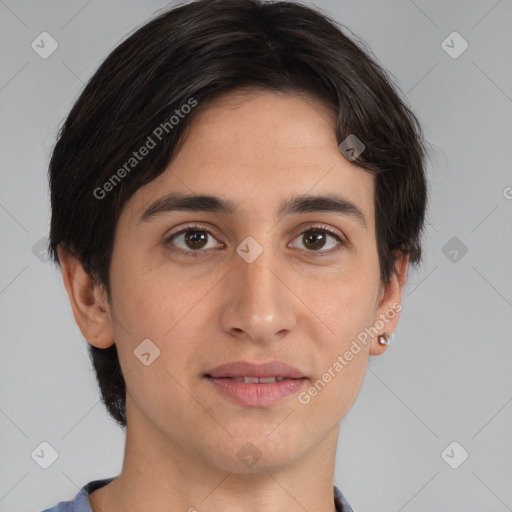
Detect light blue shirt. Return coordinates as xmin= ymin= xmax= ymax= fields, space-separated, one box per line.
xmin=40 ymin=477 xmax=354 ymax=511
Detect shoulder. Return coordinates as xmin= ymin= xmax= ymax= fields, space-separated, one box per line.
xmin=38 ymin=478 xmax=115 ymax=512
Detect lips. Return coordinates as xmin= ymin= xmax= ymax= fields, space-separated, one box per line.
xmin=205 ymin=360 xmax=307 ymax=406
xmin=205 ymin=360 xmax=306 ymax=380
xmin=231 ymin=376 xmax=286 ymax=383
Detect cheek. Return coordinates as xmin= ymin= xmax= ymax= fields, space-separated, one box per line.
xmin=108 ymin=253 xmax=209 ymax=392
xmin=298 ymin=261 xmax=378 ymax=404
xmin=109 ymin=251 xmax=179 ymax=337
xmin=305 ymin=261 xmax=379 ymax=341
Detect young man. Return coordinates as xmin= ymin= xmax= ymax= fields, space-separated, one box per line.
xmin=43 ymin=1 xmax=428 ymax=511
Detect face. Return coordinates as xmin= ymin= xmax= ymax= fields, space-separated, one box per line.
xmin=70 ymin=89 xmax=406 ymax=473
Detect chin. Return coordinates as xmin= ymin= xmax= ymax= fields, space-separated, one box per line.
xmin=207 ymin=433 xmax=305 ymax=474
xmin=212 ymin=450 xmax=298 ymax=475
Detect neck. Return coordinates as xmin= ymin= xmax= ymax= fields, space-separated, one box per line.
xmin=89 ymin=394 xmax=341 ymax=512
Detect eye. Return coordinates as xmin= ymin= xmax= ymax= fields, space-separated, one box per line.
xmin=164 ymin=223 xmax=347 ymax=259
xmin=164 ymin=224 xmax=223 ymax=258
xmin=289 ymin=225 xmax=346 ymax=255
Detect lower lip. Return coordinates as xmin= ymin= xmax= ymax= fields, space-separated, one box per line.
xmin=206 ymin=377 xmax=307 ymax=407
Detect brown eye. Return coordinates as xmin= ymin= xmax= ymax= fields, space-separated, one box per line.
xmin=291 ymin=226 xmax=345 ymax=255
xmin=165 ymin=225 xmax=223 ymax=258
xmin=164 ymin=223 xmax=345 ymax=259
xmin=183 ymin=230 xmax=209 ymax=249
xmin=302 ymin=231 xmax=328 ymax=250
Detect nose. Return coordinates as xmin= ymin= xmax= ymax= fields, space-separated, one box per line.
xmin=218 ymin=243 xmax=297 ymax=345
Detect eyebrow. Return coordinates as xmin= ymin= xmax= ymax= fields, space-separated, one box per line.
xmin=138 ymin=192 xmax=367 ymax=229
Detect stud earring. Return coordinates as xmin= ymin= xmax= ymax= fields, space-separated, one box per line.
xmin=378 ymin=332 xmax=393 ymax=345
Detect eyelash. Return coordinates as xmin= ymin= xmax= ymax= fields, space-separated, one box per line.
xmin=163 ymin=223 xmax=347 ymax=259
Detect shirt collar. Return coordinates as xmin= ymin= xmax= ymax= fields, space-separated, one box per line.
xmin=80 ymin=479 xmax=354 ymax=512
xmin=334 ymin=485 xmax=354 ymax=512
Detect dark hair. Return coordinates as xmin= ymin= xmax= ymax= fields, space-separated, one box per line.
xmin=48 ymin=0 xmax=429 ymax=429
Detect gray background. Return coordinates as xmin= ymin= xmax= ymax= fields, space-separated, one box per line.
xmin=1 ymin=1 xmax=511 ymax=511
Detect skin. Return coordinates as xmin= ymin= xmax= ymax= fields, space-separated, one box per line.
xmin=58 ymin=88 xmax=408 ymax=512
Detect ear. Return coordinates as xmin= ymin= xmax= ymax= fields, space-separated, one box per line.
xmin=57 ymin=245 xmax=115 ymax=349
xmin=369 ymin=251 xmax=409 ymax=356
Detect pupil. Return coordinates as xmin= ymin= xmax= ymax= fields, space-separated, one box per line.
xmin=186 ymin=230 xmax=207 ymax=249
xmin=304 ymin=231 xmax=325 ymax=250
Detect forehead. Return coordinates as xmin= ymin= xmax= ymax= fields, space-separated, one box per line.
xmin=121 ymin=89 xmax=375 ymax=228
xmin=185 ymin=87 xmax=338 ymax=156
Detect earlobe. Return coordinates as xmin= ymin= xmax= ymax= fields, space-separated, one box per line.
xmin=57 ymin=245 xmax=115 ymax=349
xmin=369 ymin=251 xmax=409 ymax=355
